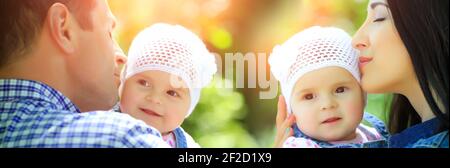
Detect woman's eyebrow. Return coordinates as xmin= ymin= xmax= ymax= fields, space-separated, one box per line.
xmin=370 ymin=2 xmax=389 ymax=10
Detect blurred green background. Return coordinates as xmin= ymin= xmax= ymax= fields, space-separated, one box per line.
xmin=109 ymin=0 xmax=392 ymax=147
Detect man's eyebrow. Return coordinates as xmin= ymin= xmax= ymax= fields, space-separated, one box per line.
xmin=370 ymin=2 xmax=389 ymax=10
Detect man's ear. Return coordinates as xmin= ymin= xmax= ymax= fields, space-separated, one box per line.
xmin=46 ymin=3 xmax=76 ymax=54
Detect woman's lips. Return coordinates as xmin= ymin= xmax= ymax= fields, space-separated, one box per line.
xmin=140 ymin=108 xmax=162 ymax=117
xmin=359 ymin=56 xmax=373 ymax=69
xmin=322 ymin=117 xmax=341 ymax=124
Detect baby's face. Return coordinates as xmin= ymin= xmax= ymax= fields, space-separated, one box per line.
xmin=290 ymin=67 xmax=364 ymax=142
xmin=120 ymin=70 xmax=191 ymax=134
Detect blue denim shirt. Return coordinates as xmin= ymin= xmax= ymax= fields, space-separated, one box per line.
xmin=388 ymin=117 xmax=449 ymax=148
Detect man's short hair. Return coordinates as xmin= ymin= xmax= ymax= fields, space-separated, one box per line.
xmin=0 ymin=0 xmax=97 ymax=69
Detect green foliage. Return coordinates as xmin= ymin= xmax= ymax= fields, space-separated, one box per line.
xmin=182 ymin=77 xmax=259 ymax=147
xmin=363 ymin=94 xmax=393 ymax=126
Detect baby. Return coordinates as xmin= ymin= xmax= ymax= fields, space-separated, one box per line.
xmin=269 ymin=26 xmax=386 ymax=148
xmin=118 ymin=23 xmax=217 ymax=148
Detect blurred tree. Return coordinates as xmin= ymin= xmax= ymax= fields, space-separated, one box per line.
xmin=182 ymin=77 xmax=259 ymax=147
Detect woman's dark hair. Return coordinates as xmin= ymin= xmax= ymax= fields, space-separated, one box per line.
xmin=387 ymin=0 xmax=449 ymax=134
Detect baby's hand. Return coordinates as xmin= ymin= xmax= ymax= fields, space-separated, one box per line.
xmin=274 ymin=96 xmax=296 ymax=148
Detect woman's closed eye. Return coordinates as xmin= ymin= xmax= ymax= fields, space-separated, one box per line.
xmin=373 ymin=17 xmax=386 ymax=22
xmin=373 ymin=11 xmax=387 ymax=23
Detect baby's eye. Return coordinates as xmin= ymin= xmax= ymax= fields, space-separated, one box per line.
xmin=167 ymin=90 xmax=179 ymax=97
xmin=335 ymin=87 xmax=347 ymax=93
xmin=303 ymin=94 xmax=314 ymax=100
xmin=138 ymin=79 xmax=150 ymax=87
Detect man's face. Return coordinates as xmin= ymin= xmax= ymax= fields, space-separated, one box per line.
xmin=68 ymin=0 xmax=119 ymax=111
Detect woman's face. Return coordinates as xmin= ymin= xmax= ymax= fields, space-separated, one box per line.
xmin=352 ymin=0 xmax=416 ymax=94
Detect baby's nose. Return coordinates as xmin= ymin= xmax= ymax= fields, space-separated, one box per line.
xmin=146 ymin=94 xmax=162 ymax=105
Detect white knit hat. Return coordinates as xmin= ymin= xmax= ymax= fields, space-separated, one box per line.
xmin=123 ymin=23 xmax=217 ymax=117
xmin=269 ymin=26 xmax=360 ymax=114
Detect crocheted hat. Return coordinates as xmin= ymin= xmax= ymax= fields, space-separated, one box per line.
xmin=269 ymin=26 xmax=360 ymax=114
xmin=123 ymin=23 xmax=217 ymax=117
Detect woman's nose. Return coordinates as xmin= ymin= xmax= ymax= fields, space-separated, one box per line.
xmin=354 ymin=43 xmax=367 ymax=50
xmin=352 ymin=28 xmax=370 ymax=51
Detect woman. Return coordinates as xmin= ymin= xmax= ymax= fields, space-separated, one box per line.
xmin=274 ymin=0 xmax=448 ymax=148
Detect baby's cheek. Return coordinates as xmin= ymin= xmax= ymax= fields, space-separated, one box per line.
xmin=293 ymin=109 xmax=317 ymax=128
xmin=291 ymin=108 xmax=306 ymax=122
xmin=165 ymin=110 xmax=186 ymax=129
xmin=344 ymin=102 xmax=364 ymax=119
xmin=119 ymin=98 xmax=131 ymax=113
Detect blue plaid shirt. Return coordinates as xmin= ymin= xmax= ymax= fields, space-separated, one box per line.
xmin=0 ymin=79 xmax=169 ymax=148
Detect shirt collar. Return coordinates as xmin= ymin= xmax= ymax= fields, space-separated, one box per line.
xmin=389 ymin=117 xmax=441 ymax=147
xmin=0 ymin=79 xmax=80 ymax=113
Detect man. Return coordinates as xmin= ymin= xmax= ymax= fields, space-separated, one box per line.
xmin=0 ymin=0 xmax=168 ymax=147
